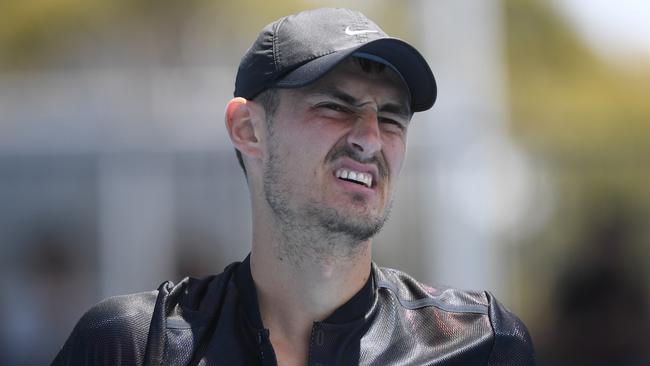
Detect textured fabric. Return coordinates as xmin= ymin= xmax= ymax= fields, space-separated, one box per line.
xmin=52 ymin=291 xmax=157 ymax=365
xmin=52 ymin=257 xmax=535 ymax=365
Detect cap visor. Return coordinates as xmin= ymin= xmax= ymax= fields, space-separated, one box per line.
xmin=274 ymin=38 xmax=436 ymax=112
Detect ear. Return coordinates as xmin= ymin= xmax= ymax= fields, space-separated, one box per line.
xmin=225 ymin=97 xmax=264 ymax=160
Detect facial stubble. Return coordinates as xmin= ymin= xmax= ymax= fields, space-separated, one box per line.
xmin=262 ymin=120 xmax=394 ymax=263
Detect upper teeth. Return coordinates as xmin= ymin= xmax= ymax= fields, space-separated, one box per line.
xmin=335 ymin=169 xmax=373 ymax=187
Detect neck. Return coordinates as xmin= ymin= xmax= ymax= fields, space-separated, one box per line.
xmin=250 ymin=244 xmax=371 ymax=364
xmin=244 ymin=177 xmax=377 ymax=363
xmin=251 ymin=238 xmax=372 ymax=322
xmin=249 ymin=209 xmax=372 ymax=362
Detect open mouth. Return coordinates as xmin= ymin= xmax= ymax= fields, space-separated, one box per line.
xmin=335 ymin=168 xmax=373 ymax=188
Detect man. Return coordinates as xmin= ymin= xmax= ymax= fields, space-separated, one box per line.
xmin=53 ymin=8 xmax=535 ymax=365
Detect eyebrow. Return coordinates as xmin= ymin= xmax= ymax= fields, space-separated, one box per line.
xmin=312 ymin=85 xmax=412 ymax=120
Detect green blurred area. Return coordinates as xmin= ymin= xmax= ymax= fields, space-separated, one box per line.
xmin=504 ymin=0 xmax=650 ymax=359
xmin=0 ymin=0 xmax=410 ymax=69
xmin=506 ymin=0 xmax=650 ymax=158
xmin=2 ymin=0 xmax=646 ymax=153
xmin=503 ymin=0 xmax=650 ymax=288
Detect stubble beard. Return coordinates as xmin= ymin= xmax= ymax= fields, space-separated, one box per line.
xmin=262 ymin=126 xmax=392 ymax=265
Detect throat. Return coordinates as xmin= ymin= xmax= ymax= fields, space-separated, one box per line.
xmin=269 ymin=332 xmax=310 ymax=366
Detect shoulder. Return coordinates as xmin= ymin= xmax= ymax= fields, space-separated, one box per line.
xmin=374 ymin=264 xmax=490 ymax=314
xmin=484 ymin=292 xmax=536 ymax=365
xmin=374 ymin=264 xmax=535 ymax=365
xmin=76 ymin=290 xmax=159 ymax=334
xmin=52 ymin=290 xmax=158 ymax=365
xmin=53 ymin=262 xmax=240 ymax=365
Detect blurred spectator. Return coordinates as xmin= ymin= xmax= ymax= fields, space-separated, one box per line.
xmin=1 ymin=225 xmax=96 ymax=365
xmin=543 ymin=201 xmax=650 ymax=365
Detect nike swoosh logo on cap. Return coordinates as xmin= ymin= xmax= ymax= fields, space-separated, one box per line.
xmin=344 ymin=26 xmax=379 ymax=36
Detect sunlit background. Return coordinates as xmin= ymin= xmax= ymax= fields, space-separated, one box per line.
xmin=1 ymin=0 xmax=649 ymax=364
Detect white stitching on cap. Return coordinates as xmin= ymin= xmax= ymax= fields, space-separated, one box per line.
xmin=272 ymin=17 xmax=288 ymax=72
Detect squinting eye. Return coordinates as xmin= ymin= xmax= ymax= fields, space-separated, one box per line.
xmin=321 ymin=103 xmax=348 ymax=112
xmin=380 ymin=118 xmax=405 ymax=130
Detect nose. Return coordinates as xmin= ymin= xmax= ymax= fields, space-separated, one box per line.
xmin=347 ymin=112 xmax=382 ymax=160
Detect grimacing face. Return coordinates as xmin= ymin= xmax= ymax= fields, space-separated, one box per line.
xmin=261 ymin=58 xmax=412 ymax=245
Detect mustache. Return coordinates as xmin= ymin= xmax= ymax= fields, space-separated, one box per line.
xmin=327 ymin=144 xmax=388 ymax=179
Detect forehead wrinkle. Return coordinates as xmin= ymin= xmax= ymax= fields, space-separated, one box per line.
xmin=306 ymin=84 xmax=359 ymax=106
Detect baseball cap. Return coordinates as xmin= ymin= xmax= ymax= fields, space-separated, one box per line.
xmin=234 ymin=8 xmax=437 ymax=112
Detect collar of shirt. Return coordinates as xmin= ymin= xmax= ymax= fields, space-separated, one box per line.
xmin=234 ymin=253 xmax=375 ymax=329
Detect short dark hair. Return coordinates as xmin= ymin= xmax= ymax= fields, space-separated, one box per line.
xmin=355 ymin=57 xmax=386 ymax=74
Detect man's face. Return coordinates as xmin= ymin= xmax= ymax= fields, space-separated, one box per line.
xmin=261 ymin=58 xmax=411 ymax=243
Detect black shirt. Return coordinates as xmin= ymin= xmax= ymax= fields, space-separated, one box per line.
xmin=53 ymin=255 xmax=535 ymax=365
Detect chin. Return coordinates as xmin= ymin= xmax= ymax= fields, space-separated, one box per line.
xmin=316 ymin=207 xmax=388 ymax=242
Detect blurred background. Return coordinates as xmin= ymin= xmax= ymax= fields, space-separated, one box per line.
xmin=1 ymin=0 xmax=649 ymax=364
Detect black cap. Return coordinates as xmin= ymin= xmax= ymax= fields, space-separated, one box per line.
xmin=234 ymin=8 xmax=437 ymax=112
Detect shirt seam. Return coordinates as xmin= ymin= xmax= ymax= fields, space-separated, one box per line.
xmin=376 ymin=280 xmax=489 ymax=315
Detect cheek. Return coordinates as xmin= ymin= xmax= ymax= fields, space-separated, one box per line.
xmin=383 ymin=138 xmax=407 ymax=177
xmin=280 ymin=130 xmax=328 ymax=176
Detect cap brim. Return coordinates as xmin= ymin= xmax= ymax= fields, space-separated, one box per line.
xmin=273 ymin=38 xmax=436 ymax=112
